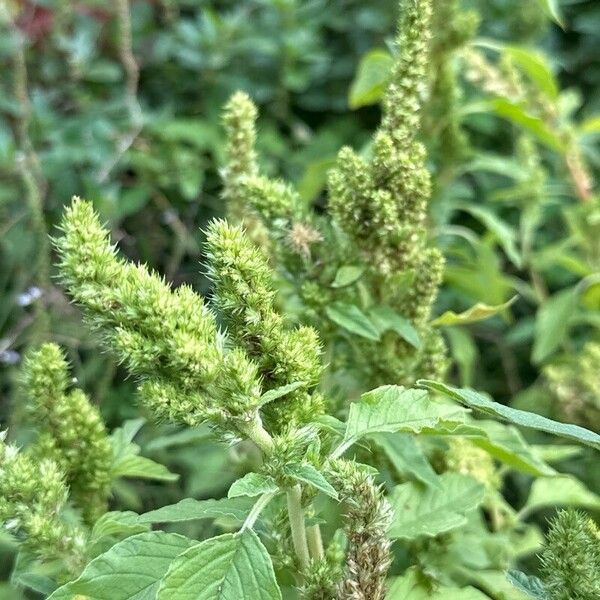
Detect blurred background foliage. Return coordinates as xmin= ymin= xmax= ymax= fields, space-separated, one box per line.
xmin=0 ymin=0 xmax=599 ymax=595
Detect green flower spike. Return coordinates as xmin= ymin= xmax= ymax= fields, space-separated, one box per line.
xmin=21 ymin=343 xmax=113 ymax=524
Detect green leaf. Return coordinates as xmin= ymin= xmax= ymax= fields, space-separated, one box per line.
xmin=389 ymin=473 xmax=485 ymax=540
xmin=331 ymin=265 xmax=364 ymax=288
xmin=373 ymin=433 xmax=440 ymax=488
xmin=531 ymin=444 xmax=583 ymax=463
xmin=138 ymin=497 xmax=255 ymax=524
xmin=536 ymin=0 xmax=564 ymax=28
xmin=466 ymin=420 xmax=556 ymax=477
xmin=432 ymin=296 xmax=517 ymax=327
xmin=368 ymin=305 xmax=421 ymax=348
xmin=532 ymin=286 xmax=578 ymax=364
xmin=348 ymin=49 xmax=393 ymax=109
xmin=336 ymin=386 xmax=463 ymax=457
xmin=521 ymin=476 xmax=600 ymax=517
xmin=457 ymin=204 xmax=522 ymax=268
xmin=325 ymin=302 xmax=380 ymax=341
xmin=110 ymin=419 xmax=178 ymax=482
xmin=112 ymin=454 xmax=179 ymax=482
xmin=49 ymin=532 xmax=194 ymax=600
xmin=283 ymin=463 xmax=338 ymax=499
xmin=506 ymin=570 xmax=549 ymax=599
xmin=579 ymin=115 xmax=600 ymax=136
xmin=502 ymin=46 xmax=559 ymax=100
xmin=489 ymin=98 xmax=565 ymax=151
xmin=145 ymin=427 xmax=212 ymax=452
xmin=446 ymin=327 xmax=477 ymax=386
xmin=157 ymin=530 xmax=282 ymax=600
xmin=387 ymin=568 xmax=489 ymax=599
xmin=90 ymin=511 xmax=149 ymax=543
xmin=228 ymin=473 xmax=279 ymax=498
xmin=258 ymin=382 xmax=306 ymax=407
xmin=418 ymin=380 xmax=600 ymax=451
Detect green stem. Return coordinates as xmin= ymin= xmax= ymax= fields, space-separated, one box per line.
xmin=306 ymin=524 xmax=324 ymax=561
xmin=238 ymin=414 xmax=274 ymax=455
xmin=242 ymin=491 xmax=278 ymax=531
xmin=287 ymin=485 xmax=310 ymax=573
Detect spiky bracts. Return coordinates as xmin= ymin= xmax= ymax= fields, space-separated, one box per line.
xmin=221 ymin=91 xmax=259 ymax=221
xmin=204 ymin=219 xmax=324 ymax=430
xmin=540 ymin=509 xmax=600 ymax=600
xmin=54 ymin=197 xmax=264 ymax=437
xmin=328 ymin=459 xmax=392 ymax=600
xmin=0 ymin=433 xmax=86 ymax=575
xmin=329 ymin=0 xmax=432 ymax=275
xmin=326 ymin=0 xmax=447 ymax=386
xmin=20 ymin=344 xmax=112 ymax=524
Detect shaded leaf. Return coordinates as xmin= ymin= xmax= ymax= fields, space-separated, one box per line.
xmin=138 ymin=497 xmax=254 ymax=524
xmin=369 ymin=305 xmax=421 ymax=348
xmin=506 ymin=570 xmax=549 ymax=599
xmin=521 ymin=475 xmax=600 ymax=516
xmin=532 ymin=286 xmax=578 ymax=364
xmin=349 ymin=49 xmax=393 ymax=109
xmin=325 ymin=302 xmax=380 ymax=341
xmin=331 ymin=265 xmax=364 ymax=288
xmin=259 ymin=382 xmax=305 ymax=407
xmin=373 ymin=433 xmax=440 ymax=488
xmin=432 ymin=296 xmax=517 ymax=327
xmin=387 ymin=568 xmax=489 ymax=598
xmin=49 ymin=532 xmax=194 ymax=600
xmin=157 ymin=530 xmax=281 ymax=600
xmin=418 ymin=380 xmax=600 ymax=450
xmin=283 ymin=463 xmax=338 ymax=499
xmin=389 ymin=473 xmax=485 ymax=540
xmin=228 ymin=473 xmax=279 ymax=498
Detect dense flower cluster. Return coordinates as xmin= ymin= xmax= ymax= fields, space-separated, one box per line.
xmin=540 ymin=509 xmax=600 ymax=600
xmin=54 ymin=198 xmax=324 ymax=437
xmin=0 ymin=432 xmax=86 ymax=576
xmin=21 ymin=343 xmax=112 ymax=524
xmin=220 ymin=0 xmax=448 ymax=390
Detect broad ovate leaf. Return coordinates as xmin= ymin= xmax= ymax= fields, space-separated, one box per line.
xmin=389 ymin=473 xmax=485 ymax=540
xmin=157 ymin=530 xmax=281 ymax=600
xmin=49 ymin=532 xmax=194 ymax=600
xmin=373 ymin=433 xmax=440 ymax=488
xmin=228 ymin=473 xmax=279 ymax=498
xmin=258 ymin=381 xmax=305 ymax=407
xmin=325 ymin=302 xmax=380 ymax=341
xmin=331 ymin=265 xmax=364 ymax=288
xmin=506 ymin=570 xmax=549 ymax=599
xmin=369 ymin=305 xmax=421 ymax=348
xmin=138 ymin=497 xmax=254 ymax=524
xmin=418 ymin=380 xmax=600 ymax=451
xmin=335 ymin=386 xmax=463 ymax=457
xmin=112 ymin=454 xmax=179 ymax=482
xmin=520 ymin=475 xmax=600 ymax=517
xmin=283 ymin=463 xmax=338 ymax=499
xmin=348 ymin=49 xmax=393 ymax=108
xmin=432 ymin=296 xmax=517 ymax=327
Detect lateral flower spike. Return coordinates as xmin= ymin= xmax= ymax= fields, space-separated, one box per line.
xmin=204 ymin=219 xmax=324 ymax=431
xmin=54 ymin=197 xmax=263 ymax=436
xmin=21 ymin=343 xmax=113 ymax=524
xmin=0 ymin=433 xmax=86 ymax=576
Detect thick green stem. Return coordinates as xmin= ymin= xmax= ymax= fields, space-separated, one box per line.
xmin=238 ymin=414 xmax=274 ymax=455
xmin=306 ymin=524 xmax=324 ymax=561
xmin=287 ymin=485 xmax=311 ymax=573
